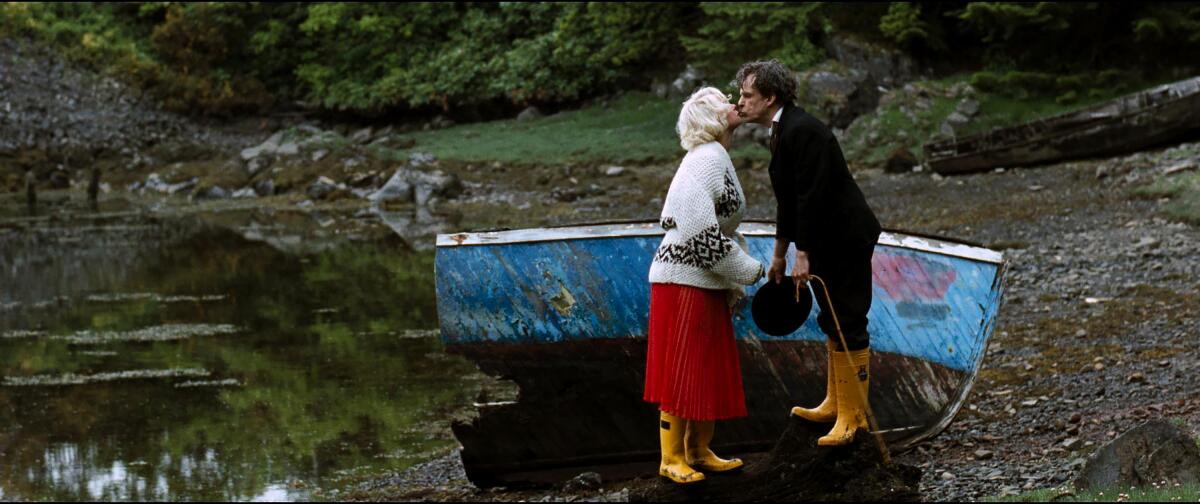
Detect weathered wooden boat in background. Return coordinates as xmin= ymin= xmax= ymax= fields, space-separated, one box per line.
xmin=924 ymin=76 xmax=1200 ymax=174
xmin=435 ymin=221 xmax=1007 ymax=487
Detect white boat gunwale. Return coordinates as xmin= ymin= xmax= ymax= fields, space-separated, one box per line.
xmin=436 ymin=220 xmax=1005 ymax=265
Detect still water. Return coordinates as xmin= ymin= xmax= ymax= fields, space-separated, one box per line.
xmin=0 ymin=211 xmax=483 ymax=500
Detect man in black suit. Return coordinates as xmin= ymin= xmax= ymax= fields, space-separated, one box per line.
xmin=735 ymin=59 xmax=881 ymax=447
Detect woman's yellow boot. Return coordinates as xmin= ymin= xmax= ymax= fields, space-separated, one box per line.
xmin=817 ymin=347 xmax=871 ymax=446
xmin=790 ymin=340 xmax=838 ymax=422
xmin=659 ymin=411 xmax=705 ymax=484
xmin=685 ymin=420 xmax=743 ymax=473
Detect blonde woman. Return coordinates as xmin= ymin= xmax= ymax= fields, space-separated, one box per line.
xmin=644 ymin=87 xmax=766 ymax=484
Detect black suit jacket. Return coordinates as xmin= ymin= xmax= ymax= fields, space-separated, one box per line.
xmin=768 ymin=104 xmax=881 ymax=253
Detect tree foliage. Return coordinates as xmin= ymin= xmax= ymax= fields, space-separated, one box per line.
xmin=2 ymin=2 xmax=1199 ymax=117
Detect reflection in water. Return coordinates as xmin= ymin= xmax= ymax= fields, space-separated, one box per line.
xmin=0 ymin=214 xmax=483 ymax=501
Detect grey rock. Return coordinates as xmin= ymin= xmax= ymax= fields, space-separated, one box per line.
xmin=232 ymin=187 xmax=257 ymax=199
xmin=414 ymin=185 xmax=435 ymax=207
xmin=670 ymin=64 xmax=705 ymax=97
xmin=350 ymin=127 xmax=374 ymax=144
xmin=166 ymin=178 xmax=197 ymax=195
xmin=195 ymin=185 xmax=229 ymax=200
xmin=246 ymin=156 xmax=269 ymax=176
xmin=241 ymin=131 xmax=284 ymax=160
xmin=369 ymin=170 xmax=414 ymax=204
xmin=1062 ymin=437 xmax=1082 ymax=450
xmin=562 ymin=471 xmax=602 ymax=492
xmin=307 ymin=176 xmax=340 ymax=200
xmin=312 ymin=149 xmax=329 ymax=162
xmin=957 ymin=98 xmax=981 ymax=117
xmin=733 ymin=122 xmax=771 ymax=149
xmin=940 ymin=122 xmax=956 ymax=138
xmin=277 ymin=142 xmax=299 ymax=156
xmin=604 ymin=166 xmax=626 ymax=177
xmin=410 ymin=169 xmax=463 ymax=201
xmin=409 ymin=151 xmax=437 ymax=167
xmin=974 ymin=449 xmax=995 ymax=460
xmin=517 ymin=106 xmax=543 ymax=122
xmin=884 ymin=148 xmax=918 ymax=173
xmin=1075 ymin=420 xmax=1200 ymax=490
xmin=253 ymin=179 xmax=275 ymax=197
xmin=652 ymin=81 xmax=670 ymax=99
xmin=431 ymin=115 xmax=455 ymax=129
xmin=942 ymin=111 xmax=970 ymax=132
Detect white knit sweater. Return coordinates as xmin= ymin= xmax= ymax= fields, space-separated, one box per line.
xmin=649 ymin=142 xmax=765 ymax=290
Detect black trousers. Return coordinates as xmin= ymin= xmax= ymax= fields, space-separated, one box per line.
xmin=808 ymin=243 xmax=874 ymax=351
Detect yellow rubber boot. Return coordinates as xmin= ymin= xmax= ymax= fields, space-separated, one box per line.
xmin=790 ymin=340 xmax=838 ymax=422
xmin=685 ymin=420 xmax=743 ymax=473
xmin=817 ymin=347 xmax=871 ymax=446
xmin=659 ymin=411 xmax=705 ymax=484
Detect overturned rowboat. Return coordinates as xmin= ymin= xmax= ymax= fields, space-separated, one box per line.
xmin=435 ymin=221 xmax=1007 ymax=487
xmin=924 ymin=75 xmax=1200 ymax=174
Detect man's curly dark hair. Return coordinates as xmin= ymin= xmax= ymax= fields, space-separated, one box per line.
xmin=735 ymin=59 xmax=798 ymax=106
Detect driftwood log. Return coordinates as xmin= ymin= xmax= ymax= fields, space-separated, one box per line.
xmin=630 ymin=417 xmax=921 ymax=502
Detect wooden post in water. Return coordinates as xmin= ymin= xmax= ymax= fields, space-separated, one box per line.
xmin=88 ymin=164 xmax=100 ymax=211
xmin=25 ymin=169 xmax=36 ymax=216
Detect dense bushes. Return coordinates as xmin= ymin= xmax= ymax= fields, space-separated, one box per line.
xmin=3 ymin=2 xmax=1199 ymax=118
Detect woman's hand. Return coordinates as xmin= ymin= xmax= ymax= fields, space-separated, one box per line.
xmin=726 ymin=286 xmax=747 ymax=311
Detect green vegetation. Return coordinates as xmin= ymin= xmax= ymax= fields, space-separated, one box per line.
xmin=1133 ymin=172 xmax=1200 ymax=224
xmin=390 ymin=92 xmax=685 ymax=166
xmin=986 ymin=484 xmax=1200 ymax=502
xmin=837 ymin=70 xmax=1192 ymax=169
xmin=1129 ymin=141 xmax=1200 ymax=224
xmin=4 ymin=2 xmax=1199 ymax=117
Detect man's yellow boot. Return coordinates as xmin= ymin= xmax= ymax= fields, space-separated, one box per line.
xmin=659 ymin=411 xmax=705 ymax=484
xmin=817 ymin=347 xmax=871 ymax=446
xmin=790 ymin=340 xmax=838 ymax=422
xmin=685 ymin=420 xmax=743 ymax=473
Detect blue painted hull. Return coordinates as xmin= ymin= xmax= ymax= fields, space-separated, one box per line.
xmin=436 ymin=221 xmax=1006 ymax=486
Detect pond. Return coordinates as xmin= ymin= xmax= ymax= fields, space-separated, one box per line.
xmin=0 ymin=210 xmax=484 ymax=501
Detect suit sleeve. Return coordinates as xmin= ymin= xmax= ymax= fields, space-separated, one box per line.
xmin=778 ymin=132 xmax=831 ymax=252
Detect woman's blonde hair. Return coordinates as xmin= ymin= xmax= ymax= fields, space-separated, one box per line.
xmin=676 ymin=87 xmax=730 ymax=151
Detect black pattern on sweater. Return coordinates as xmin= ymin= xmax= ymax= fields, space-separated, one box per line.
xmin=653 ymin=224 xmax=733 ymax=269
xmin=715 ymin=171 xmax=741 ymax=218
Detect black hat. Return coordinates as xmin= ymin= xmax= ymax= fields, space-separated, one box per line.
xmin=751 ymin=277 xmax=813 ymax=336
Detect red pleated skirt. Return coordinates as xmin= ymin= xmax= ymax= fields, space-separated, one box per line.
xmin=643 ymin=282 xmax=747 ymax=421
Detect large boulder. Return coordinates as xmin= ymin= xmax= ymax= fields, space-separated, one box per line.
xmin=671 ymin=65 xmax=705 ymax=98
xmin=368 ymin=167 xmax=462 ymax=207
xmin=803 ymin=70 xmax=862 ymax=128
xmin=797 ymin=34 xmax=919 ymax=129
xmin=517 ymin=106 xmax=543 ymax=122
xmin=241 ymin=131 xmax=284 ymax=160
xmin=884 ymin=148 xmax=919 ymax=173
xmin=733 ymin=122 xmax=771 ymax=150
xmin=1074 ymin=420 xmax=1200 ymax=490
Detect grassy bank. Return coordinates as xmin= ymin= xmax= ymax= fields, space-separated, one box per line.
xmin=383 ymin=75 xmax=1176 ymax=170
xmin=391 ymin=92 xmax=687 ymax=166
xmin=840 ymin=74 xmax=1184 ymax=169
